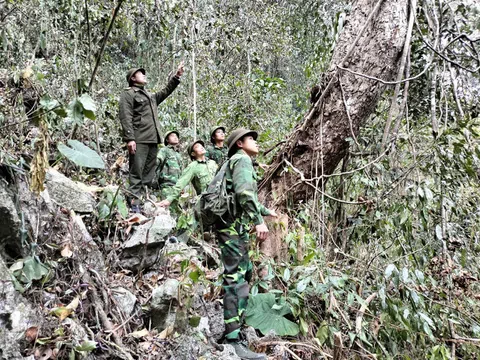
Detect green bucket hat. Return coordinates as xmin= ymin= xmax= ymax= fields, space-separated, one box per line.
xmin=210 ymin=126 xmax=226 ymax=144
xmin=226 ymin=128 xmax=258 ymax=157
xmin=164 ymin=130 xmax=180 ymax=146
xmin=126 ymin=67 xmax=146 ymax=84
xmin=187 ymin=139 xmax=205 ymax=160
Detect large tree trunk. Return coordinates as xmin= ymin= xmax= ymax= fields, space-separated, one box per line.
xmin=259 ymin=0 xmax=409 ymax=207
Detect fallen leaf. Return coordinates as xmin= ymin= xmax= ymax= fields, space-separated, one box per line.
xmin=61 ymin=244 xmax=73 ymax=258
xmin=130 ymin=328 xmax=150 ymax=338
xmin=158 ymin=325 xmax=174 ymax=339
xmin=126 ymin=214 xmax=148 ymax=224
xmin=25 ymin=326 xmax=38 ymax=342
xmin=110 ymin=156 xmax=126 ymax=171
xmin=74 ymin=340 xmax=97 ymax=352
xmin=66 ymin=296 xmax=80 ymax=310
xmin=50 ymin=307 xmax=73 ymax=321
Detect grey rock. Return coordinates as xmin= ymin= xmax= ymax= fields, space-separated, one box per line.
xmin=160 ymin=241 xmax=198 ymax=266
xmin=0 ymin=180 xmax=21 ymax=260
xmin=119 ymin=214 xmax=176 ymax=271
xmin=123 ymin=214 xmax=176 ymax=249
xmin=0 ymin=257 xmax=41 ymax=360
xmin=196 ymin=316 xmax=210 ymax=333
xmin=168 ymin=334 xmax=241 ymax=360
xmin=62 ymin=318 xmax=96 ymax=360
xmin=150 ymin=279 xmax=179 ymax=330
xmin=112 ymin=287 xmax=137 ymax=316
xmin=45 ymin=169 xmax=95 ymax=213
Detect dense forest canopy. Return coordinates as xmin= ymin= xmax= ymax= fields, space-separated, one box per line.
xmin=1 ymin=0 xmax=480 ymax=359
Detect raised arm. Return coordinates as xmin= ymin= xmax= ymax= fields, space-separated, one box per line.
xmin=154 ymin=62 xmax=184 ymax=105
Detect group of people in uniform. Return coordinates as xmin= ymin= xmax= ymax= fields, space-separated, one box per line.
xmin=119 ymin=65 xmax=276 ymax=360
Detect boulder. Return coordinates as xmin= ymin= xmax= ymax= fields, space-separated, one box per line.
xmin=168 ymin=334 xmax=241 ymax=360
xmin=45 ymin=169 xmax=95 ymax=213
xmin=112 ymin=287 xmax=137 ymax=316
xmin=160 ymin=241 xmax=198 ymax=266
xmin=123 ymin=214 xmax=175 ymax=249
xmin=150 ymin=279 xmax=179 ymax=330
xmin=0 ymin=180 xmax=21 ymax=260
xmin=0 ymin=257 xmax=41 ymax=360
xmin=119 ymin=214 xmax=176 ymax=271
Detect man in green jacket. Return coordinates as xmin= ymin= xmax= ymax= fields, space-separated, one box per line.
xmin=119 ymin=63 xmax=184 ymax=212
xmin=158 ymin=140 xmax=217 ymax=208
xmin=206 ymin=126 xmax=228 ymax=167
xmin=216 ymin=128 xmax=276 ymax=360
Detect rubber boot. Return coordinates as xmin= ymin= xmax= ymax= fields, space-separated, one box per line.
xmin=228 ymin=341 xmax=266 ymax=360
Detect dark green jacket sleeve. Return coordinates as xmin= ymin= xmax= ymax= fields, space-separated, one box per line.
xmin=154 ymin=76 xmax=181 ymax=105
xmin=119 ymin=91 xmax=135 ymax=142
xmin=166 ymin=162 xmax=196 ymax=202
xmin=231 ymin=155 xmax=266 ymax=225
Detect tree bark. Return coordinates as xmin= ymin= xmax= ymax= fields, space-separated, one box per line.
xmin=259 ymin=0 xmax=409 ymax=207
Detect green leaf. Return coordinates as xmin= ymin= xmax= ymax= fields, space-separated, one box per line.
xmin=299 ymin=317 xmax=309 ymax=335
xmin=98 ymin=202 xmax=110 ymax=220
xmin=40 ymin=96 xmax=60 ymax=111
xmin=68 ymin=99 xmax=84 ymax=124
xmin=414 ymin=269 xmax=425 ymax=283
xmin=21 ymin=256 xmax=49 ymax=283
xmin=385 ymin=264 xmax=397 ymax=279
xmin=58 ymin=140 xmax=105 ymax=169
xmin=283 ymin=268 xmax=291 ymax=282
xmin=316 ymin=321 xmax=329 ymax=344
xmin=74 ymin=340 xmax=97 ymax=352
xmin=296 ymin=277 xmax=310 ymax=292
xmin=78 ymin=94 xmax=96 ymax=120
xmin=245 ymin=293 xmax=299 ymax=336
xmin=189 ymin=269 xmax=201 ymax=283
xmin=116 ymin=196 xmax=128 ymax=218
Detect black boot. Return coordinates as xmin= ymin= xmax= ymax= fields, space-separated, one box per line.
xmin=228 ymin=341 xmax=266 ymax=360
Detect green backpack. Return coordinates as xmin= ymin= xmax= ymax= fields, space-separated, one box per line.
xmin=195 ymin=159 xmax=236 ymax=227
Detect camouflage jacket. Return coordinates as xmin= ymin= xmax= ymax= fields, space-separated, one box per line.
xmin=229 ymin=150 xmax=271 ymax=225
xmin=166 ymin=159 xmax=218 ymax=202
xmin=206 ymin=143 xmax=228 ymax=167
xmin=119 ymin=76 xmax=180 ymax=144
xmin=156 ymin=145 xmax=183 ymax=188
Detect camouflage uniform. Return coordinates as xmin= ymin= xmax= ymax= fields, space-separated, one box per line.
xmin=216 ymin=149 xmax=271 ymax=340
xmin=206 ymin=144 xmax=228 ymax=167
xmin=156 ymin=144 xmax=183 ymax=212
xmin=156 ymin=145 xmax=183 ymax=191
xmin=165 ymin=159 xmax=218 ymax=203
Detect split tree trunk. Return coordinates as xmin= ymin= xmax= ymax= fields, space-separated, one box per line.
xmin=259 ymin=0 xmax=409 ymax=206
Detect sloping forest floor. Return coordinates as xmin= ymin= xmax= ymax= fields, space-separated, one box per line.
xmin=1 ymin=0 xmax=480 ymax=359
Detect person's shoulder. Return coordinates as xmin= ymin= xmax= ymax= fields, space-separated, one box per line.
xmin=230 ymin=152 xmax=251 ymax=163
xmin=120 ymin=87 xmax=136 ymax=98
xmin=229 ymin=153 xmax=253 ymax=172
xmin=207 ymin=159 xmax=217 ymax=167
xmin=185 ymin=161 xmax=197 ymax=170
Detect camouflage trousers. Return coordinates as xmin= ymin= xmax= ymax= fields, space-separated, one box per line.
xmin=216 ymin=220 xmax=253 ymax=340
